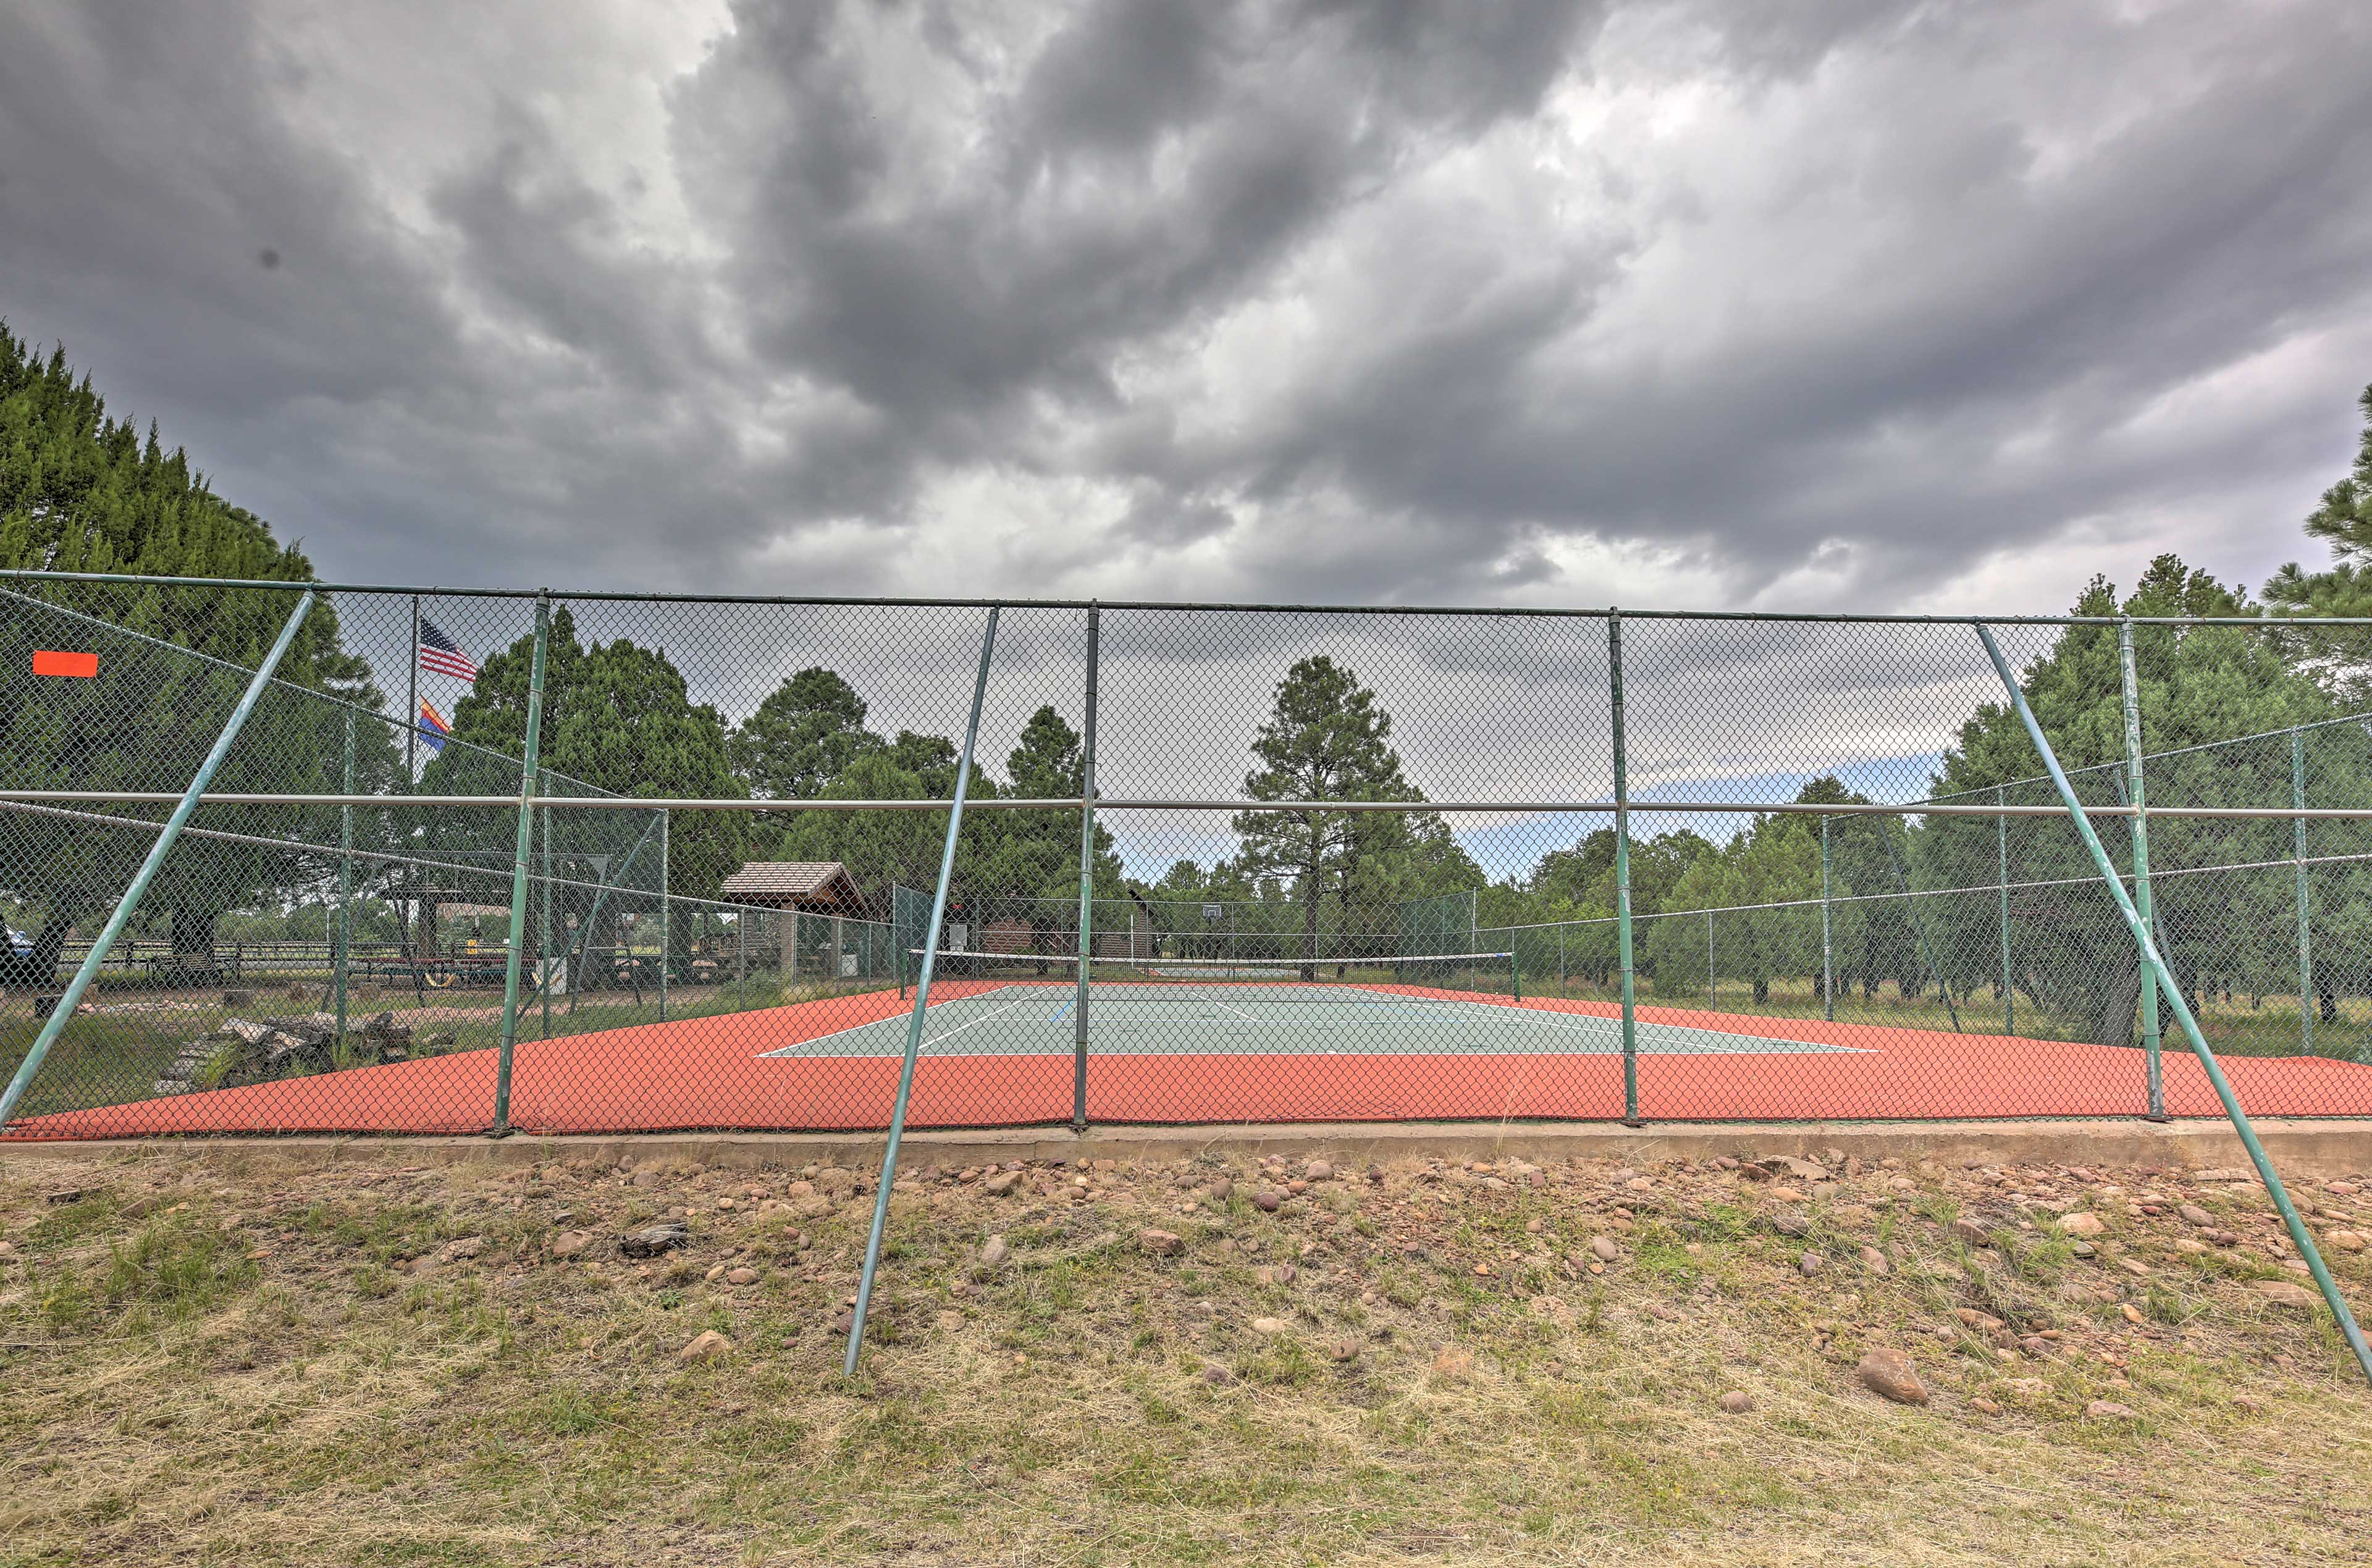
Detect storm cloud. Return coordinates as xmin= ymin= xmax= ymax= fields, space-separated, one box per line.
xmin=4 ymin=0 xmax=2370 ymax=613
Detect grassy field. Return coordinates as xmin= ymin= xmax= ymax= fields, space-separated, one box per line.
xmin=1 ymin=1143 xmax=2368 ymax=1564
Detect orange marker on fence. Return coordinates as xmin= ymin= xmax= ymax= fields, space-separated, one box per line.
xmin=32 ymin=651 xmax=99 ymax=677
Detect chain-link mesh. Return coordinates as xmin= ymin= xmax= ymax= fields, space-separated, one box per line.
xmin=7 ymin=574 xmax=2372 ymax=1137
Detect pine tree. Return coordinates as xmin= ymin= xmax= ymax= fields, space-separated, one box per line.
xmin=1 ymin=324 xmax=388 ymax=963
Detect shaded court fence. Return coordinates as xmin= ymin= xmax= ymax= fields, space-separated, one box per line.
xmin=7 ymin=571 xmax=2372 ymax=1141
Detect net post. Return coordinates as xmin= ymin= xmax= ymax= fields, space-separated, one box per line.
xmin=849 ymin=606 xmax=1001 ymax=1378
xmin=1820 ymin=814 xmax=1834 ymax=1023
xmin=1510 ymin=945 xmax=1520 ymax=1002
xmin=1 ymin=588 xmax=318 ymax=1129
xmin=493 ymin=592 xmax=550 ymax=1138
xmin=1705 ymin=908 xmax=1714 ymax=1010
xmin=1975 ymin=623 xmax=2372 ymax=1388
xmin=2119 ymin=619 xmax=2163 ymax=1117
xmin=335 ymin=706 xmax=354 ymax=1046
xmin=1996 ymin=784 xmax=2013 ymax=1035
xmin=1072 ymin=603 xmax=1099 ymax=1133
xmin=2294 ymin=727 xmax=2313 ymax=1054
xmin=1609 ymin=610 xmax=1641 ymax=1125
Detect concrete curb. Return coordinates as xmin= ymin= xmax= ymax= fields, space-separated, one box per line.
xmin=6 ymin=1118 xmax=2370 ymax=1176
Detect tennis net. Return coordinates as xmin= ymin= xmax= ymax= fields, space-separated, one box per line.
xmin=900 ymin=948 xmax=1520 ymax=1002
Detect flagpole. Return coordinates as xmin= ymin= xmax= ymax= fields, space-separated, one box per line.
xmin=406 ymin=595 xmax=421 ymax=782
xmin=406 ymin=593 xmax=422 ymax=968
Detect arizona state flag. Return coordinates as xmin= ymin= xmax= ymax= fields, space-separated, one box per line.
xmin=417 ymin=700 xmax=453 ymax=754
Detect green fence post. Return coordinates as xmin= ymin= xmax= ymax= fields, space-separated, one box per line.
xmin=1996 ymin=784 xmax=2013 ymax=1036
xmin=1706 ymin=908 xmax=1715 ymax=1010
xmin=849 ymin=606 xmax=1001 ymax=1377
xmin=1073 ymin=604 xmax=1099 ymax=1132
xmin=1820 ymin=814 xmax=1835 ymax=1023
xmin=335 ymin=705 xmax=353 ymax=1046
xmin=2120 ymin=619 xmax=2163 ymax=1116
xmin=1 ymin=589 xmax=318 ymax=1128
xmin=1609 ymin=611 xmax=1641 ymax=1125
xmin=2295 ymin=728 xmax=2314 ymax=1055
xmin=1976 ymin=623 xmax=2372 ymax=1387
xmin=539 ymin=769 xmax=552 ymax=1041
xmin=658 ymin=809 xmax=670 ymax=1023
xmin=492 ymin=593 xmax=550 ymax=1137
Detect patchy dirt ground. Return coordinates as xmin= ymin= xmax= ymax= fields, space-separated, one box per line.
xmin=1 ymin=1141 xmax=2368 ymax=1566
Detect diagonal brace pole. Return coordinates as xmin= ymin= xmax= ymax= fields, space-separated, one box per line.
xmin=2 ymin=589 xmax=319 ymax=1128
xmin=1976 ymin=624 xmax=2372 ymax=1386
xmin=847 ymin=606 xmax=999 ymax=1376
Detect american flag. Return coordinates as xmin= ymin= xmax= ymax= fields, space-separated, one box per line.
xmin=418 ymin=619 xmax=478 ymax=682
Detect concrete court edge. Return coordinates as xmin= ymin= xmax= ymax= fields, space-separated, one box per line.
xmin=5 ymin=1118 xmax=2370 ymax=1178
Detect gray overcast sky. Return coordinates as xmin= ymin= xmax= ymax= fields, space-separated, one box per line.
xmin=4 ymin=0 xmax=2370 ymax=614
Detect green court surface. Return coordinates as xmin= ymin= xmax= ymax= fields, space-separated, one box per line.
xmin=759 ymin=979 xmax=1866 ymax=1059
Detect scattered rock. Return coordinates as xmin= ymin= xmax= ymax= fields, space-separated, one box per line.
xmin=1857 ymin=1246 xmax=1891 ymax=1275
xmin=1431 ymin=1346 xmax=1476 ymax=1380
xmin=620 ymin=1223 xmax=690 ymax=1257
xmin=43 ymin=1188 xmax=91 ymax=1206
xmin=1253 ymin=1189 xmax=1283 ymax=1213
xmin=828 ymin=1310 xmax=855 ymax=1335
xmin=1329 ymin=1337 xmax=1361 ymax=1362
xmin=1718 ymin=1390 xmax=1754 ymax=1414
xmin=979 ymin=1235 xmax=1009 ymax=1267
xmin=1305 ymin=1160 xmax=1334 ymax=1181
xmin=1967 ymin=1397 xmax=2002 ymax=1415
xmin=2059 ymin=1212 xmax=2106 ymax=1237
xmin=982 ymin=1171 xmax=1024 ymax=1196
xmin=1857 ymin=1349 xmax=1928 ymax=1406
xmin=2251 ymin=1280 xmax=2318 ymax=1311
xmin=2178 ymin=1203 xmax=2215 ymax=1227
xmin=442 ymin=1236 xmax=485 ymax=1261
xmin=676 ymin=1330 xmax=733 ymax=1363
xmin=725 ymin=1267 xmax=760 ymax=1286
xmin=1138 ymin=1228 xmax=1185 ymax=1257
xmin=1249 ymin=1317 xmax=1291 ymax=1336
xmin=549 ymin=1230 xmax=593 ymax=1259
xmin=2325 ymin=1230 xmax=2366 ymax=1252
xmin=1588 ymin=1235 xmax=1621 ymax=1262
xmin=2084 ymin=1399 xmax=2136 ymax=1419
xmin=1771 ymin=1210 xmax=1812 ymax=1238
xmin=1201 ymin=1362 xmax=1235 ymax=1386
xmin=1951 ymin=1219 xmax=1993 ymax=1247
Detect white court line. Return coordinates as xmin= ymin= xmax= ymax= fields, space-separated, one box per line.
xmin=757 ymin=984 xmax=1043 ymax=1057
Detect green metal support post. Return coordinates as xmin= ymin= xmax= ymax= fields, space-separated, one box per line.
xmin=2119 ymin=620 xmax=2163 ymax=1117
xmin=1820 ymin=815 xmax=1835 ymax=1023
xmin=1976 ymin=624 xmax=2372 ymax=1387
xmin=848 ymin=607 xmax=1000 ymax=1377
xmin=1 ymin=589 xmax=319 ymax=1128
xmin=2295 ymin=729 xmax=2314 ymax=1054
xmin=335 ymin=706 xmax=354 ymax=1045
xmin=1996 ymin=784 xmax=2013 ymax=1036
xmin=658 ymin=810 xmax=670 ymax=1022
xmin=1609 ymin=611 xmax=1641 ymax=1125
xmin=492 ymin=593 xmax=550 ymax=1136
xmin=539 ymin=770 xmax=552 ymax=1041
xmin=1072 ymin=605 xmax=1099 ymax=1133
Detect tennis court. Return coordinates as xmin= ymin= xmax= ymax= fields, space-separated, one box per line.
xmin=762 ymin=973 xmax=1865 ymax=1059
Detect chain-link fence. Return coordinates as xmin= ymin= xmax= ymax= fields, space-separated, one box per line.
xmin=9 ymin=572 xmax=2372 ymax=1137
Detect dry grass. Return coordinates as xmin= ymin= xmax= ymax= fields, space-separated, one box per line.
xmin=1 ymin=1142 xmax=2368 ymax=1566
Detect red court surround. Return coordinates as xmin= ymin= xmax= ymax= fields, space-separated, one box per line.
xmin=11 ymin=984 xmax=2372 ymax=1139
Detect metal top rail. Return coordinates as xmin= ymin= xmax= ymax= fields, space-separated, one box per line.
xmin=12 ymin=790 xmax=2372 ymax=820
xmin=6 ymin=567 xmax=2370 ymax=625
